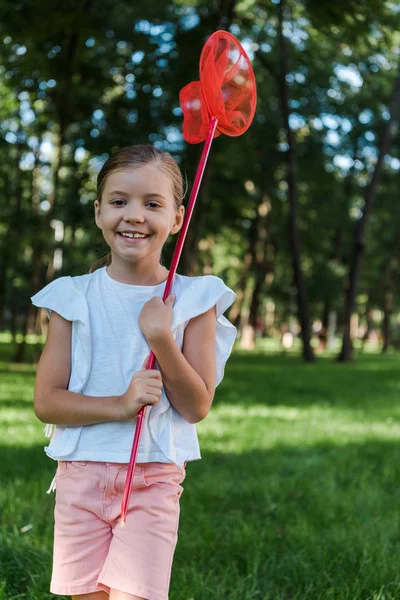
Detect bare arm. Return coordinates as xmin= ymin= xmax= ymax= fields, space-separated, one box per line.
xmin=34 ymin=310 xmax=124 ymax=426
xmin=148 ymin=306 xmax=217 ymax=424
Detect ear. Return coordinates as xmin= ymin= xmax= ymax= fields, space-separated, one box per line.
xmin=170 ymin=205 xmax=185 ymax=235
xmin=94 ymin=200 xmax=102 ymax=229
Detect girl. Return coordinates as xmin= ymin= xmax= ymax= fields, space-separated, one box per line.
xmin=31 ymin=145 xmax=237 ymax=600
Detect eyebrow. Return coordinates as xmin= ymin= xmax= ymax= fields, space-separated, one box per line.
xmin=107 ymin=190 xmax=129 ymax=197
xmin=107 ymin=191 xmax=167 ymax=201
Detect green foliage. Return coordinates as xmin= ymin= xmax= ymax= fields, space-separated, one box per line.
xmin=1 ymin=0 xmax=400 ymax=348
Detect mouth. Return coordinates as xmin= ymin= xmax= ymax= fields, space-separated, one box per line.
xmin=116 ymin=232 xmax=151 ymax=244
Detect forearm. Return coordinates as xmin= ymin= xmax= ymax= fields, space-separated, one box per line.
xmin=148 ymin=330 xmax=210 ymax=424
xmin=34 ymin=388 xmax=124 ymax=426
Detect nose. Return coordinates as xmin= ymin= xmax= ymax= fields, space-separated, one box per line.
xmin=123 ymin=201 xmax=145 ymax=223
xmin=123 ymin=214 xmax=144 ymax=224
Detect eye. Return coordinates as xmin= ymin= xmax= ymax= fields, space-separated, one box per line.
xmin=146 ymin=201 xmax=161 ymax=209
xmin=111 ymin=199 xmax=126 ymax=206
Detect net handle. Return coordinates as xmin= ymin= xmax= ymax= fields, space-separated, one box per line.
xmin=120 ymin=116 xmax=219 ymax=526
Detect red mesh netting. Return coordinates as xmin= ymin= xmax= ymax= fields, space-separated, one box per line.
xmin=180 ymin=30 xmax=257 ymax=144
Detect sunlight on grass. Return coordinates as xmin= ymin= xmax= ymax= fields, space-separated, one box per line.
xmin=0 ymin=333 xmax=44 ymax=344
xmin=198 ymin=402 xmax=400 ymax=456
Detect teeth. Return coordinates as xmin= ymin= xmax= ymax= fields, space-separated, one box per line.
xmin=120 ymin=232 xmax=147 ymax=239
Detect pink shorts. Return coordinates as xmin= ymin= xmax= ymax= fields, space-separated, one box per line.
xmin=51 ymin=461 xmax=186 ymax=599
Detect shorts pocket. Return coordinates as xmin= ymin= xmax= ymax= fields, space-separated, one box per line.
xmin=56 ymin=461 xmax=88 ymax=478
xmin=142 ymin=462 xmax=186 ymax=488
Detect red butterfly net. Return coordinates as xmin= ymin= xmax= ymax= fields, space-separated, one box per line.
xmin=121 ymin=31 xmax=257 ymax=527
xmin=180 ymin=30 xmax=257 ymax=143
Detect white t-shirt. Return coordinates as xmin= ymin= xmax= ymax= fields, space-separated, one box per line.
xmin=31 ymin=266 xmax=237 ymax=467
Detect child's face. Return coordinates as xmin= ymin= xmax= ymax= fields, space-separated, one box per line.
xmin=94 ymin=164 xmax=184 ymax=264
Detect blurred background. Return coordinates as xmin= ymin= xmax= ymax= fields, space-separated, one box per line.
xmin=2 ymin=1 xmax=400 ymax=599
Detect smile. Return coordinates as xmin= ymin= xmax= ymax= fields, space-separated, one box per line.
xmin=117 ymin=232 xmax=151 ymax=243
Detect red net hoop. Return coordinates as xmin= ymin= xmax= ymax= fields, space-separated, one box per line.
xmin=180 ymin=30 xmax=257 ymax=144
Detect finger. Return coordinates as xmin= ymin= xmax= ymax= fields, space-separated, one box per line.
xmin=144 ymin=383 xmax=162 ymax=394
xmin=135 ymin=369 xmax=161 ymax=381
xmin=165 ymin=294 xmax=176 ymax=305
xmin=143 ymin=393 xmax=161 ymax=405
xmin=147 ymin=380 xmax=163 ymax=390
xmin=144 ymin=369 xmax=162 ymax=379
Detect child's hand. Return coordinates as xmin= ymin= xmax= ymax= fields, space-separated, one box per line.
xmin=138 ymin=294 xmax=176 ymax=342
xmin=119 ymin=356 xmax=163 ymax=420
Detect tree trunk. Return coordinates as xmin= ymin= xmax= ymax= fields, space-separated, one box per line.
xmin=382 ymin=295 xmax=392 ymax=353
xmin=361 ymin=306 xmax=373 ymax=351
xmin=0 ymin=137 xmax=24 ymax=332
xmin=228 ymin=203 xmax=262 ymax=332
xmin=248 ymin=271 xmax=263 ymax=329
xmin=215 ymin=0 xmax=237 ymax=30
xmin=239 ymin=280 xmax=257 ymax=349
xmin=237 ymin=215 xmax=259 ymax=346
xmin=14 ymin=243 xmax=43 ymax=362
xmin=181 ymin=160 xmax=212 ymax=276
xmin=27 ymin=142 xmax=43 ymax=334
xmin=339 ymin=71 xmax=400 ymax=361
xmin=245 ymin=189 xmax=274 ymax=346
xmin=229 ymin=285 xmax=245 ymax=330
xmin=318 ymin=299 xmax=330 ymax=352
xmin=382 ymin=222 xmax=400 ymax=353
xmin=277 ymin=0 xmax=315 ymax=362
xmin=18 ymin=139 xmax=63 ymax=361
xmin=327 ymin=311 xmax=337 ymax=350
xmin=10 ymin=283 xmax=18 ymax=342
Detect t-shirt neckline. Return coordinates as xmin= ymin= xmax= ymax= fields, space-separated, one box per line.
xmin=102 ymin=266 xmax=169 ymax=290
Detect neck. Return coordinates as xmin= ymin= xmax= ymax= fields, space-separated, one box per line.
xmin=106 ymin=254 xmax=169 ymax=286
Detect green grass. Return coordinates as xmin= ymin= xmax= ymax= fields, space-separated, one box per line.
xmin=1 ymin=349 xmax=400 ymax=599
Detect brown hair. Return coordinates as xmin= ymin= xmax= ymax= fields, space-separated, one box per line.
xmin=89 ymin=145 xmax=185 ymax=273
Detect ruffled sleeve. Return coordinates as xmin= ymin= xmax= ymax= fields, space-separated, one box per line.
xmin=31 ymin=276 xmax=91 ymax=395
xmin=31 ymin=276 xmax=91 ymax=457
xmin=171 ymin=274 xmax=237 ymax=386
xmin=31 ymin=276 xmax=88 ymax=324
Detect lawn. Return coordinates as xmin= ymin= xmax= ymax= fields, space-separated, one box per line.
xmin=1 ymin=346 xmax=400 ymax=599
